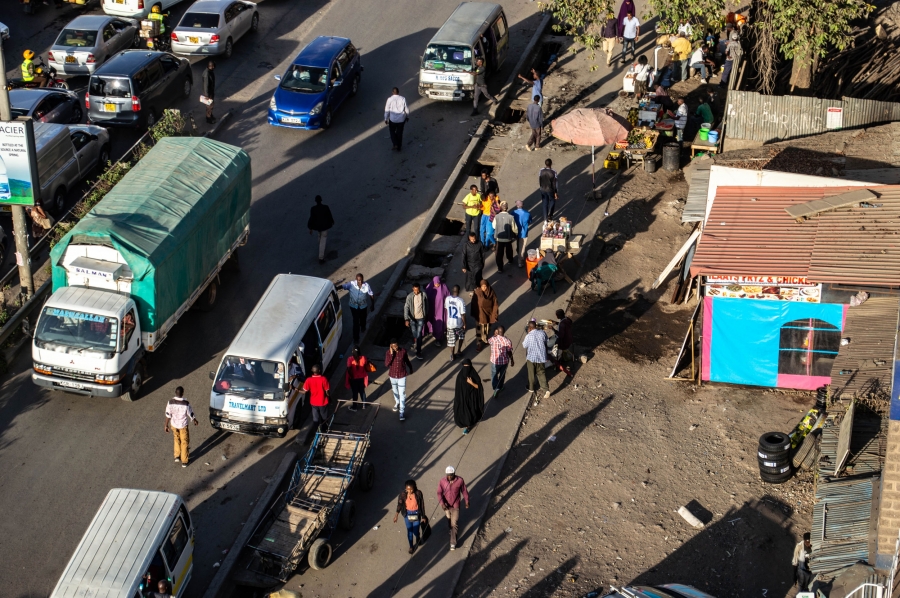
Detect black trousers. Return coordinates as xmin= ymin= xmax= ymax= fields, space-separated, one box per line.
xmin=350 ymin=306 xmax=367 ymax=342
xmin=388 ymin=121 xmax=405 ymax=149
xmin=465 ymin=269 xmax=483 ymax=292
xmin=496 ymin=241 xmax=513 ymax=271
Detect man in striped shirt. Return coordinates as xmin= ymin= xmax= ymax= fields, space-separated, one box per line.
xmin=487 ymin=326 xmax=514 ymax=398
xmin=522 ymin=321 xmax=550 ymax=400
xmin=165 ymin=386 xmax=198 ymax=468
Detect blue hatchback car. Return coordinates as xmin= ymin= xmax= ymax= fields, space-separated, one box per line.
xmin=268 ymin=36 xmax=362 ymax=130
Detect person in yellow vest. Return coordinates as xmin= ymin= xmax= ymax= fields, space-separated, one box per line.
xmin=148 ymin=5 xmax=168 ymax=35
xmin=461 ymin=185 xmax=482 ymax=238
xmin=21 ymin=50 xmax=48 ymax=88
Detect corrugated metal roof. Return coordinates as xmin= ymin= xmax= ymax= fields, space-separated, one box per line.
xmin=691 ymin=186 xmax=858 ymax=278
xmin=808 ymin=188 xmax=900 ymax=286
xmin=830 ymin=298 xmax=898 ymax=400
xmin=683 ymin=165 xmax=710 ymax=223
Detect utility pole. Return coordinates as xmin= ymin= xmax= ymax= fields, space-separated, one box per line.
xmin=0 ymin=49 xmax=35 ymax=299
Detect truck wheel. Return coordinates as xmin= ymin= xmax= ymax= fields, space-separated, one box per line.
xmin=340 ymin=499 xmax=356 ymax=530
xmin=358 ymin=461 xmax=374 ymax=491
xmin=199 ymin=281 xmax=218 ymax=312
xmin=308 ymin=539 xmax=332 ymax=570
xmin=224 ymin=249 xmax=240 ymax=272
xmin=52 ymin=186 xmax=66 ymax=216
xmin=121 ymin=363 xmax=144 ymax=402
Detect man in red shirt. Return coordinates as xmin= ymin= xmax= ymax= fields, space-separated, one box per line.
xmin=302 ymin=364 xmax=331 ymax=431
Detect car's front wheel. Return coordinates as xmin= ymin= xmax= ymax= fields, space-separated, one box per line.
xmin=322 ymin=107 xmax=333 ymax=129
xmin=350 ymin=74 xmax=360 ymax=96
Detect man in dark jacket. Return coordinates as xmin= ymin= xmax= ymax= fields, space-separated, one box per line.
xmin=201 ymin=61 xmax=215 ymax=124
xmin=307 ymin=195 xmax=334 ymax=264
xmin=479 ymin=169 xmax=499 ymax=198
xmin=461 ymin=232 xmax=484 ymax=294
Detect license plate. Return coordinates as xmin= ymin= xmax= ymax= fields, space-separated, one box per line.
xmin=65 ymin=56 xmax=76 ymax=63
xmin=103 ymin=103 xmax=116 ymax=112
xmin=219 ymin=422 xmax=241 ymax=431
xmin=114 ymin=0 xmax=124 ymax=3
xmin=189 ymin=36 xmax=199 ymax=43
xmin=59 ymin=381 xmax=85 ymax=389
xmin=281 ymin=116 xmax=303 ymax=124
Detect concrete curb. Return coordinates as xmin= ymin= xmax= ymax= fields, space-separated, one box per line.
xmin=488 ymin=14 xmax=553 ymax=121
xmin=201 ymin=450 xmax=298 ymax=598
xmin=204 ymin=109 xmax=234 ymax=139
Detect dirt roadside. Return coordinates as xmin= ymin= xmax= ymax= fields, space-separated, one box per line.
xmin=455 ymin=43 xmax=817 ymax=598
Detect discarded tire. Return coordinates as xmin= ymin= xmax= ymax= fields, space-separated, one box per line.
xmin=759 ymin=462 xmax=792 ymax=476
xmin=760 ymin=469 xmax=793 ymax=484
xmin=758 ymin=431 xmax=791 ymax=459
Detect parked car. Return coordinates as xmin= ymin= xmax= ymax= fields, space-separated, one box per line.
xmin=171 ymin=0 xmax=258 ymax=58
xmin=0 ymin=22 xmax=10 ymax=45
xmin=48 ymin=15 xmax=140 ymax=77
xmin=267 ymin=36 xmax=362 ymax=130
xmin=100 ymin=0 xmax=185 ymax=19
xmin=86 ymin=50 xmax=192 ymax=128
xmin=9 ymin=89 xmax=82 ymax=124
xmin=605 ymin=585 xmax=718 ymax=598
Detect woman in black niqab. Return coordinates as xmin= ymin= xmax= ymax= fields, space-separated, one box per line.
xmin=453 ymin=359 xmax=484 ymax=434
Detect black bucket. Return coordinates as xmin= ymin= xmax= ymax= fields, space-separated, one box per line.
xmin=662 ymin=143 xmax=681 ymax=171
xmin=644 ymin=154 xmax=659 ymax=173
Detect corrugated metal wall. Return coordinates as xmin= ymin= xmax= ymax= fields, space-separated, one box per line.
xmin=725 ymin=91 xmax=900 ymax=142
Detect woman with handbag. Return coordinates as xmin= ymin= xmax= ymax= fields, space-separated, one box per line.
xmin=345 ymin=346 xmax=376 ymax=412
xmin=393 ymin=479 xmax=426 ymax=554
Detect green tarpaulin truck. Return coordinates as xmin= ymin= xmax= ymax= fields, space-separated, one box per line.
xmin=31 ymin=136 xmax=251 ymax=401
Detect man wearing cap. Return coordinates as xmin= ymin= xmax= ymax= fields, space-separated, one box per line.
xmin=436 ymin=466 xmax=470 ymax=550
xmin=511 ymin=200 xmax=531 ymax=268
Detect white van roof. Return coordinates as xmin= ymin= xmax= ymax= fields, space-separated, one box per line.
xmin=51 ymin=489 xmax=182 ymax=598
xmin=225 ymin=274 xmax=333 ymax=364
xmin=430 ymin=2 xmax=503 ymax=46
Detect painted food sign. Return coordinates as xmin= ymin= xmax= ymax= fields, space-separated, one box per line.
xmin=704 ymin=275 xmax=821 ymax=303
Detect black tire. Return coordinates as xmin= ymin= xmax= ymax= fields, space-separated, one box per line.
xmin=758 ymin=456 xmax=790 ymax=470
xmin=121 ymin=362 xmax=144 ymax=402
xmin=199 ymin=280 xmax=217 ymax=312
xmin=250 ymin=12 xmax=259 ymax=32
xmin=224 ymin=38 xmax=233 ymax=59
xmin=322 ymin=107 xmax=333 ymax=129
xmin=98 ymin=144 xmax=111 ymax=171
xmin=182 ymin=77 xmax=192 ymax=99
xmin=308 ymin=538 xmax=332 ymax=570
xmin=350 ymin=74 xmax=360 ymax=96
xmin=133 ymin=31 xmax=141 ymax=48
xmin=71 ymin=104 xmax=83 ymax=123
xmin=759 ymin=462 xmax=792 ymax=476
xmin=358 ymin=461 xmax=374 ymax=491
xmin=760 ymin=469 xmax=793 ymax=484
xmin=51 ymin=186 xmax=66 ymax=215
xmin=758 ymin=431 xmax=791 ymax=458
xmin=224 ymin=249 xmax=240 ymax=272
xmin=340 ymin=499 xmax=356 ymax=530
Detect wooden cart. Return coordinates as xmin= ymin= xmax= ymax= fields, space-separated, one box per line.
xmin=621 ymin=127 xmax=660 ymax=162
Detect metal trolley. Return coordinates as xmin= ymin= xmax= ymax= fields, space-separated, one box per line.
xmin=240 ymin=401 xmax=378 ymax=583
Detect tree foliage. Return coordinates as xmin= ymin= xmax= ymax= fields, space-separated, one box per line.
xmin=761 ymin=0 xmax=873 ymax=61
xmin=539 ymin=0 xmax=614 ymax=69
xmin=643 ymin=0 xmax=726 ymax=39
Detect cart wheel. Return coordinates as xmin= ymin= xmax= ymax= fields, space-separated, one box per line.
xmin=308 ymin=538 xmax=332 ymax=570
xmin=358 ymin=461 xmax=375 ymax=492
xmin=340 ymin=499 xmax=356 ymax=530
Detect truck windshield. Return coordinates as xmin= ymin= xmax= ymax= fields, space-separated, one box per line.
xmin=34 ymin=307 xmax=118 ymax=356
xmin=213 ymin=356 xmax=284 ymax=399
xmin=423 ymin=44 xmax=472 ymax=71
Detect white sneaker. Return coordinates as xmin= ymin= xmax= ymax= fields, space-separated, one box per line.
xmin=700 ymin=79 xmax=708 ymax=85
xmin=399 ymin=414 xmax=406 ymax=421
xmin=544 ymin=390 xmax=551 ymax=399
xmin=526 ymin=145 xmax=533 ymax=152
xmin=392 ymin=405 xmax=399 ymax=412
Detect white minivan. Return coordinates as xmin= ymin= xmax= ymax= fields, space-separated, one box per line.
xmin=209 ymin=274 xmax=343 ymax=438
xmin=101 ymin=0 xmax=186 ymax=19
xmin=50 ymin=489 xmax=194 ymax=598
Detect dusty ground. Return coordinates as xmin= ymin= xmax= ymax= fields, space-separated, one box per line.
xmin=455 ymin=146 xmax=818 ymax=598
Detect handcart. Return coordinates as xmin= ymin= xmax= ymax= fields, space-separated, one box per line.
xmin=234 ymin=401 xmax=378 ymax=586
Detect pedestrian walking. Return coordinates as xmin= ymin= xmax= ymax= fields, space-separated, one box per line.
xmin=601 ymin=12 xmax=618 ymax=66
xmin=471 ymin=279 xmax=499 ymax=351
xmin=404 ymin=283 xmax=428 ymax=359
xmin=165 ymin=386 xmax=198 ymax=468
xmin=539 ymin=159 xmax=559 ymax=221
xmin=453 ymin=359 xmax=484 ymax=435
xmin=425 ymin=275 xmax=450 ymax=343
xmin=471 ymin=58 xmax=496 ymax=115
xmin=385 ymin=339 xmax=413 ymax=421
xmin=523 ymin=321 xmax=551 ymax=400
xmin=479 ymin=192 xmax=497 ymax=250
xmin=436 ymin=466 xmax=470 ymax=550
xmin=345 ymin=347 xmax=375 ymax=411
xmin=632 ymin=55 xmax=652 ymax=98
xmin=307 ymin=195 xmax=334 ymax=264
xmin=671 ymin=32 xmax=692 ymax=82
xmin=200 ymin=61 xmax=216 ymax=124
xmin=719 ymin=31 xmax=742 ymax=88
xmin=462 ymin=185 xmax=483 ymax=237
xmin=617 ymin=0 xmax=636 ymax=36
xmin=792 ymin=532 xmax=813 ymax=591
xmin=384 ymin=87 xmax=410 ymax=151
xmin=493 ymin=201 xmax=518 ymax=272
xmin=341 ymin=273 xmax=374 ymax=344
xmin=445 ymin=285 xmax=467 ymax=361
xmin=303 ymin=364 xmax=331 ymax=431
xmin=394 ymin=480 xmax=427 ymax=554
xmin=511 ymin=200 xmax=531 ymax=267
xmin=462 ymin=232 xmax=485 ymax=293
xmin=620 ymin=12 xmax=640 ymax=63
xmin=480 ymin=169 xmax=499 ymax=198
xmin=487 ymin=326 xmax=513 ymax=397
xmin=556 ymin=309 xmax=574 ymax=361
xmin=517 ymin=68 xmax=542 ymax=106
xmin=525 ymin=94 xmax=543 ymax=151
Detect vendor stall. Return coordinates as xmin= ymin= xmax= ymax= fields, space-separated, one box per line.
xmin=691 ymin=125 xmax=722 ymax=157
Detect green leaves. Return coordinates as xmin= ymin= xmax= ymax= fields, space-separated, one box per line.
xmin=762 ymin=0 xmax=872 ymax=61
xmin=540 ymin=0 xmax=614 ymax=68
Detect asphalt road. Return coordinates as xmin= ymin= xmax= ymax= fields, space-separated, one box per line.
xmin=0 ymin=0 xmax=543 ymax=596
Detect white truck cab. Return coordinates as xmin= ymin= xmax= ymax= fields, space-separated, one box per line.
xmin=32 ymin=253 xmax=144 ymax=400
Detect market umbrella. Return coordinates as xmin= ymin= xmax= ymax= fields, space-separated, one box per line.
xmin=551 ymin=108 xmax=632 ymax=186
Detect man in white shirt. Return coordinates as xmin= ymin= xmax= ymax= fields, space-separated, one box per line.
xmin=677 ymin=19 xmax=693 ymax=39
xmin=620 ymin=12 xmax=640 ymax=63
xmin=384 ymin=87 xmax=409 ymax=151
xmin=667 ymin=97 xmax=689 ymax=142
xmin=690 ymin=45 xmax=714 ymax=84
xmin=165 ymin=387 xmax=198 ymax=468
xmin=444 ymin=285 xmax=467 ymax=361
xmin=341 ymin=273 xmax=374 ymax=343
xmin=792 ymin=533 xmax=812 ymax=591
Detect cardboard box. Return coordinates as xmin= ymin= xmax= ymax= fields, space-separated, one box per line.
xmin=568 ymin=235 xmax=584 ymax=249
xmin=540 ymin=236 xmax=567 ymax=251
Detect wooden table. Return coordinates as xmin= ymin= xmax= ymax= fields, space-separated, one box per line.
xmin=690 ymin=131 xmax=721 ymax=157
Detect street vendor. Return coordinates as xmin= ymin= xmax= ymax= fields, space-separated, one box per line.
xmin=695 ymin=98 xmax=714 ymax=126
xmin=667 ymin=97 xmax=688 ymax=142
